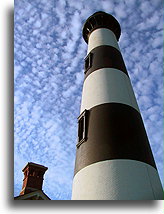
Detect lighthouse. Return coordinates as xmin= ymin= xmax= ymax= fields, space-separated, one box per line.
xmin=72 ymin=11 xmax=163 ymax=200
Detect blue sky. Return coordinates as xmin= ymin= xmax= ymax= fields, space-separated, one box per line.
xmin=14 ymin=0 xmax=163 ymax=200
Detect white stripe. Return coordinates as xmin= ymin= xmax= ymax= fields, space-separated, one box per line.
xmin=72 ymin=160 xmax=163 ymax=200
xmin=87 ymin=28 xmax=120 ymax=54
xmin=80 ymin=68 xmax=140 ymax=113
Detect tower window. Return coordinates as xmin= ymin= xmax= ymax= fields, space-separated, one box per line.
xmin=37 ymin=171 xmax=44 ymax=178
xmin=76 ymin=110 xmax=88 ymax=148
xmin=84 ymin=53 xmax=93 ymax=73
xmin=29 ymin=169 xmax=35 ymax=176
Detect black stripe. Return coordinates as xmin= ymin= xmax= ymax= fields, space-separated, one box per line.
xmin=84 ymin=45 xmax=128 ymax=80
xmin=74 ymin=103 xmax=156 ymax=175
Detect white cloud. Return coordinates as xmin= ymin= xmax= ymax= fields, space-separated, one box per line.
xmin=75 ymin=72 xmax=83 ymax=85
xmin=34 ymin=19 xmax=42 ymax=28
xmin=114 ymin=2 xmax=127 ymax=19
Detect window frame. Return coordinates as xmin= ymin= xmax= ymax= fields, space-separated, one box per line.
xmin=84 ymin=52 xmax=93 ymax=73
xmin=76 ymin=109 xmax=88 ymax=148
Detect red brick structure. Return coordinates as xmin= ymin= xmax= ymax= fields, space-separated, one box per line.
xmin=15 ymin=162 xmax=50 ymax=200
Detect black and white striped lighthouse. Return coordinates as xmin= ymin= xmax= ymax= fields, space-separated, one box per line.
xmin=72 ymin=11 xmax=163 ymax=200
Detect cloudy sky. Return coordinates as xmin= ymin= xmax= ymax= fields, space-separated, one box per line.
xmin=14 ymin=0 xmax=163 ymax=200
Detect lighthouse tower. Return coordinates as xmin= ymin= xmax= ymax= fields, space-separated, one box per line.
xmin=72 ymin=11 xmax=163 ymax=200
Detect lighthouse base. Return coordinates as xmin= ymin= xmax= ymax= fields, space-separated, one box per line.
xmin=72 ymin=159 xmax=163 ymax=200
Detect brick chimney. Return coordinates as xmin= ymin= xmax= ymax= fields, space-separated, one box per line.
xmin=19 ymin=162 xmax=48 ymax=196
